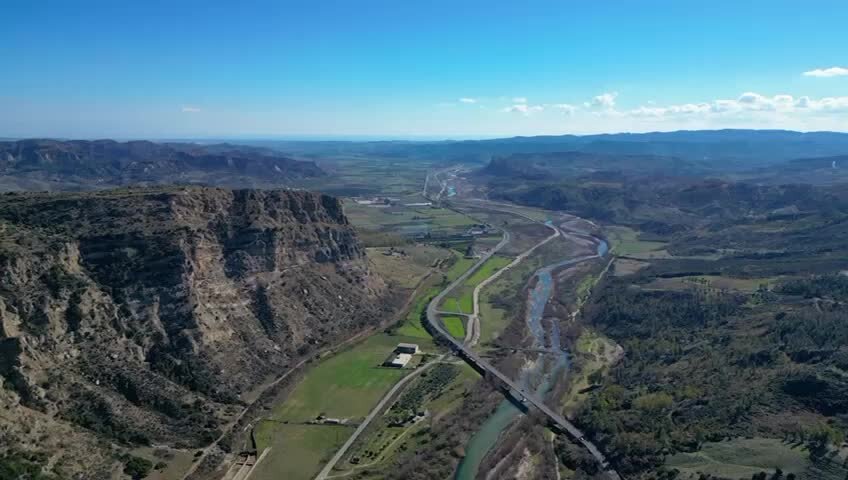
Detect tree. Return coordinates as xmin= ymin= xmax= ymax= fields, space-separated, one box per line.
xmin=121 ymin=454 xmax=153 ymax=479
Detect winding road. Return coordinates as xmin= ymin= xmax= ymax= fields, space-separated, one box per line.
xmin=315 ymin=172 xmax=622 ymax=480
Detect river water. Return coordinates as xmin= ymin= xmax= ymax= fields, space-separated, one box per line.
xmin=454 ymin=237 xmax=608 ymax=479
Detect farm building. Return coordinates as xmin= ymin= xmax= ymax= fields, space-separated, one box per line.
xmin=396 ymin=343 xmax=419 ymax=354
xmin=386 ymin=353 xmax=412 ymax=368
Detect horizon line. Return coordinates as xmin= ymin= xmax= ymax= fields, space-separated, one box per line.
xmin=4 ymin=127 xmax=848 ymax=144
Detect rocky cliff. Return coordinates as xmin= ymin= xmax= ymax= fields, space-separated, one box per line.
xmin=0 ymin=187 xmax=388 ymax=477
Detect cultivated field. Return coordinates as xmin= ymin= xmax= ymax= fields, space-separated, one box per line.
xmin=605 ymin=225 xmax=669 ymax=257
xmin=366 ymin=244 xmax=446 ymax=288
xmin=440 ymin=255 xmax=512 ymax=314
xmin=270 ymin=334 xmax=427 ymax=423
xmin=442 ymin=315 xmax=466 ymax=338
xmin=643 ymin=274 xmax=781 ymax=293
xmin=252 ymin=424 xmax=354 ymax=480
xmin=665 ymin=437 xmax=811 ymax=479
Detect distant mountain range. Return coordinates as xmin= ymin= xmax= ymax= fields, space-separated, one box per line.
xmin=0 ymin=139 xmax=325 ymax=191
xmin=253 ymin=129 xmax=848 ymax=169
xmin=4 ymin=130 xmax=848 ymax=191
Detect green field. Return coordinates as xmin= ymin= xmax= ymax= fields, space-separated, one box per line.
xmin=464 ymin=255 xmax=512 ymax=286
xmin=271 ymin=334 xmax=427 ymax=422
xmin=459 ymin=292 xmax=473 ymax=312
xmin=474 ymin=238 xmax=576 ymax=346
xmin=345 ymin=203 xmax=476 ymax=236
xmin=395 ymin=286 xmax=440 ymax=339
xmin=440 ymin=256 xmax=512 ymax=314
xmin=606 ymin=225 xmax=669 ymax=257
xmin=665 ymin=437 xmax=811 ymax=479
xmin=252 ymin=423 xmax=353 ymax=480
xmin=441 ymin=297 xmax=461 ymax=312
xmin=444 ymin=253 xmax=475 ymax=282
xmin=253 ymin=331 xmax=436 ymax=479
xmin=441 ymin=290 xmax=472 ymax=314
xmin=644 ymin=274 xmax=780 ymax=293
xmin=295 ymin=156 xmax=433 ymax=198
xmin=338 ymin=364 xmax=480 ymax=476
xmin=442 ymin=315 xmax=465 ymax=338
xmin=478 ymin=294 xmax=508 ymax=345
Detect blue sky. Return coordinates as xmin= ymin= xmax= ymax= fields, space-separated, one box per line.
xmin=1 ymin=0 xmax=847 ymax=139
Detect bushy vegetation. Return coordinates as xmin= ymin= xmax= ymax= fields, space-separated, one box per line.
xmin=386 ymin=364 xmax=459 ymax=425
xmin=574 ymin=263 xmax=848 ymax=476
xmin=777 ymin=274 xmax=848 ymax=300
xmin=119 ymin=453 xmax=153 ymax=479
xmin=0 ymin=451 xmax=55 ymax=480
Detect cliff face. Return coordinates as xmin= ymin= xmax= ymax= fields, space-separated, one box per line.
xmin=0 ymin=187 xmax=387 ymax=475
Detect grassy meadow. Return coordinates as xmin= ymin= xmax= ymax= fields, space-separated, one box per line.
xmin=442 ymin=315 xmax=465 ymax=338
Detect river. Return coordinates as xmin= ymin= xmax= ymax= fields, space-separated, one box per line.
xmin=454 ymin=236 xmax=608 ymax=479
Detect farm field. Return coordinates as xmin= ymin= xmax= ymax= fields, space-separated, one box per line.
xmin=464 ymin=255 xmax=512 ymax=286
xmin=605 ymin=225 xmax=668 ymax=257
xmin=252 ymin=423 xmax=354 ymax=480
xmin=366 ymin=244 xmax=446 ymax=288
xmin=394 ymin=284 xmax=441 ymax=339
xmin=612 ymin=258 xmax=650 ymax=276
xmin=270 ymin=333 xmax=429 ymax=423
xmin=442 ymin=315 xmax=465 ymax=338
xmin=443 ymin=253 xmax=476 ymax=282
xmin=441 ymin=297 xmax=461 ymax=313
xmin=441 ymin=291 xmax=473 ymax=314
xmin=296 ymin=156 xmax=433 ymax=198
xmin=643 ymin=274 xmax=781 ymax=293
xmin=345 ymin=203 xmax=476 ymax=236
xmin=336 ymin=365 xmax=480 ymax=477
xmin=664 ymin=437 xmax=812 ymax=479
xmin=475 ymin=238 xmax=580 ymax=347
xmin=440 ymin=255 xmax=512 ymax=314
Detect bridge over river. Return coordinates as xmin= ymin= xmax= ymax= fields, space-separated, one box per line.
xmin=424 ymin=211 xmax=622 ymax=480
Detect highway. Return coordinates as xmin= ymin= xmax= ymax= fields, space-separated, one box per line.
xmin=316 ymin=176 xmax=621 ymax=480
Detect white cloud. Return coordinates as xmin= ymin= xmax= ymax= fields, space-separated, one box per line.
xmin=624 ymin=92 xmax=848 ymax=119
xmin=502 ymin=103 xmax=544 ymax=115
xmin=551 ymin=103 xmax=577 ymax=115
xmin=512 ymin=97 xmax=528 ymax=104
xmin=181 ymin=106 xmax=201 ymax=113
xmin=484 ymin=91 xmax=848 ymax=134
xmin=803 ymin=67 xmax=848 ymax=78
xmin=588 ymin=92 xmax=618 ymax=109
xmin=629 ymin=103 xmax=712 ymax=117
xmin=459 ymin=97 xmax=477 ymax=104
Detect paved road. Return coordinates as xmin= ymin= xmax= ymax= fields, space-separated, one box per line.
xmin=180 ymin=318 xmax=396 ymax=480
xmin=180 ymin=356 xmax=313 ymax=480
xmin=314 ymin=358 xmax=443 ymax=480
xmin=317 ymin=179 xmax=622 ymax=480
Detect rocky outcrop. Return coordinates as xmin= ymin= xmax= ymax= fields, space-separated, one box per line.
xmin=0 ymin=187 xmax=387 ymax=477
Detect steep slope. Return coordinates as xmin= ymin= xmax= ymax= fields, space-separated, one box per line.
xmin=0 ymin=187 xmax=388 ymax=478
xmin=0 ymin=139 xmax=325 ymax=191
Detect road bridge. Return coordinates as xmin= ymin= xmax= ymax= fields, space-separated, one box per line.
xmin=423 ymin=213 xmax=621 ymax=480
